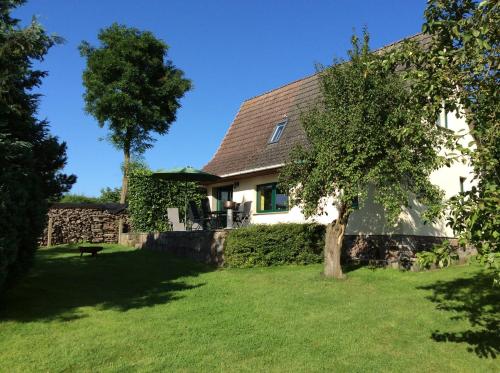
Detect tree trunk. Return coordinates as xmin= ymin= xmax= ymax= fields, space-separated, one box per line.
xmin=324 ymin=204 xmax=348 ymax=279
xmin=120 ymin=145 xmax=130 ymax=204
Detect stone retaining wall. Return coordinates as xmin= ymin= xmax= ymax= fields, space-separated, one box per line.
xmin=40 ymin=203 xmax=128 ymax=246
xmin=119 ymin=230 xmax=227 ymax=266
xmin=119 ymin=230 xmax=472 ymax=269
xmin=343 ymin=234 xmax=474 ymax=268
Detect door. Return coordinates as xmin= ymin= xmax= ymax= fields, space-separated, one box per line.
xmin=215 ymin=185 xmax=233 ymax=211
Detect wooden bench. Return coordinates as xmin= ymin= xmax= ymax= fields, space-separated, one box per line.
xmin=79 ymin=246 xmax=103 ymax=257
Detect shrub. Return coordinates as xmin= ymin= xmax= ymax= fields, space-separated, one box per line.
xmin=416 ymin=240 xmax=459 ymax=270
xmin=59 ymin=194 xmax=100 ymax=203
xmin=224 ymin=223 xmax=325 ymax=268
xmin=128 ymin=168 xmax=204 ymax=232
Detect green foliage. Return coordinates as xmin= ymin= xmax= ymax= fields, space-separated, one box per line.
xmin=280 ymin=30 xmax=446 ymax=223
xmin=98 ymin=187 xmax=121 ymax=203
xmin=416 ymin=240 xmax=459 ymax=270
xmin=59 ymin=187 xmax=121 ymax=203
xmin=388 ymin=0 xmax=499 ymax=280
xmin=59 ymin=194 xmax=100 ymax=204
xmin=79 ymin=23 xmax=192 ymax=202
xmin=128 ymin=168 xmax=204 ymax=232
xmin=224 ymin=223 xmax=325 ymax=268
xmin=79 ymin=23 xmax=192 ymax=154
xmin=279 ymin=30 xmax=447 ymax=278
xmin=0 ymin=1 xmax=75 ymax=290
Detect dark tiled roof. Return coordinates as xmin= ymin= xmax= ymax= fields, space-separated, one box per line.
xmin=203 ymin=33 xmax=431 ymax=177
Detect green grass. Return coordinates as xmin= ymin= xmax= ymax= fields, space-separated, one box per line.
xmin=0 ymin=244 xmax=498 ymax=372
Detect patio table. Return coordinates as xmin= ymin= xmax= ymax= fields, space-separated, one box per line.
xmin=210 ymin=211 xmax=228 ymax=229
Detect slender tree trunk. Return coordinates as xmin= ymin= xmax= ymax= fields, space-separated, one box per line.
xmin=324 ymin=204 xmax=348 ymax=279
xmin=120 ymin=144 xmax=130 ymax=204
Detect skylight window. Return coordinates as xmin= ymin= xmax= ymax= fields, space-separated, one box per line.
xmin=269 ymin=120 xmax=287 ymax=144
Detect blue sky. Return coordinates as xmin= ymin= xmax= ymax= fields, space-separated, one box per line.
xmin=14 ymin=0 xmax=427 ymax=196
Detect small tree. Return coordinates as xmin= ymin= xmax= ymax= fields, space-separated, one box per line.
xmin=79 ymin=24 xmax=192 ymax=203
xmin=389 ymin=0 xmax=499 ymax=279
xmin=280 ymin=31 xmax=448 ymax=278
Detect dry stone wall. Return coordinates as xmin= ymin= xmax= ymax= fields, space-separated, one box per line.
xmin=40 ymin=203 xmax=128 ymax=246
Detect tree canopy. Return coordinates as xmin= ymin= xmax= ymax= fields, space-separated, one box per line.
xmin=388 ymin=0 xmax=499 ymax=279
xmin=280 ymin=31 xmax=449 ymax=278
xmin=79 ymin=24 xmax=192 ymax=203
xmin=0 ymin=0 xmax=75 ymax=290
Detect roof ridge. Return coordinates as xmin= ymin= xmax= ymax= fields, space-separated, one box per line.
xmin=242 ymin=32 xmax=424 ymax=104
xmin=243 ymin=72 xmax=318 ymax=103
xmin=372 ymin=31 xmax=425 ymax=54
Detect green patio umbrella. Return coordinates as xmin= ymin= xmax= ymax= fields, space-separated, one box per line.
xmin=152 ymin=166 xmax=221 ymax=227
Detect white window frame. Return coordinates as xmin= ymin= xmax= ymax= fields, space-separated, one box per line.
xmin=269 ymin=120 xmax=288 ymax=144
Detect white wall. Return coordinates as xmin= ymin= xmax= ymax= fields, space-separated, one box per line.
xmin=206 ymin=112 xmax=474 ymax=237
xmin=207 ymin=174 xmax=338 ymax=225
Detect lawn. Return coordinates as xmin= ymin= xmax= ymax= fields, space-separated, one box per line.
xmin=0 ymin=245 xmax=498 ymax=372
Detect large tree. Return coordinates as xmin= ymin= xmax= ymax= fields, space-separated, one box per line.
xmin=79 ymin=24 xmax=192 ymax=203
xmin=0 ymin=0 xmax=75 ymax=290
xmin=280 ymin=32 xmax=449 ymax=278
xmin=389 ymin=0 xmax=499 ymax=278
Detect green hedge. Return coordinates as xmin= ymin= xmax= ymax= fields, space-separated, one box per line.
xmin=224 ymin=223 xmax=325 ymax=268
xmin=128 ymin=168 xmax=204 ymax=232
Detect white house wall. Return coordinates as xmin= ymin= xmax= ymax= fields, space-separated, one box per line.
xmin=208 ymin=174 xmax=338 ymax=225
xmin=207 ymin=112 xmax=474 ymax=238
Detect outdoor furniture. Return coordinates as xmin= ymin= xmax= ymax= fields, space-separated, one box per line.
xmin=209 ymin=211 xmax=227 ymax=229
xmin=167 ymin=208 xmax=185 ymax=231
xmin=200 ymin=197 xmax=217 ymax=229
xmin=152 ymin=166 xmax=221 ymax=229
xmin=234 ymin=201 xmax=252 ymax=227
xmin=79 ymin=246 xmax=103 ymax=257
xmin=223 ymin=200 xmax=236 ymax=210
xmin=187 ymin=201 xmax=209 ymax=230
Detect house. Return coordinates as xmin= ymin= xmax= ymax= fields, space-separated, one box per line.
xmin=202 ymin=33 xmax=473 ymax=252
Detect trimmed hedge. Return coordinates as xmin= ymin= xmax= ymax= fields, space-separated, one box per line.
xmin=224 ymin=223 xmax=325 ymax=268
xmin=128 ymin=168 xmax=204 ymax=232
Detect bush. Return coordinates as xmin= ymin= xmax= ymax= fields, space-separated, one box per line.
xmin=416 ymin=240 xmax=459 ymax=270
xmin=224 ymin=223 xmax=325 ymax=268
xmin=59 ymin=194 xmax=100 ymax=203
xmin=128 ymin=168 xmax=204 ymax=232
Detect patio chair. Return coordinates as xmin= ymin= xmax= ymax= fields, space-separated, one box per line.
xmin=200 ymin=197 xmax=216 ymax=230
xmin=187 ymin=201 xmax=207 ymax=230
xmin=167 ymin=208 xmax=185 ymax=231
xmin=234 ymin=201 xmax=252 ymax=228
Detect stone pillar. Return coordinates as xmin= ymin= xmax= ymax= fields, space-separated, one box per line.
xmin=226 ymin=208 xmax=233 ymax=229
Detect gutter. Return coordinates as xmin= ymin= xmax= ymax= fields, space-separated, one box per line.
xmin=218 ymin=164 xmax=285 ymax=178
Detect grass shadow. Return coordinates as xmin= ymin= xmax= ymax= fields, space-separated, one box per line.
xmin=417 ymin=270 xmax=499 ymax=359
xmin=0 ymin=245 xmax=212 ymax=322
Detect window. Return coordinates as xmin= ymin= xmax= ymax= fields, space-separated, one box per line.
xmin=352 ymin=196 xmax=359 ymax=210
xmin=256 ymin=183 xmax=289 ymax=212
xmin=436 ymin=109 xmax=449 ymax=129
xmin=459 ymin=177 xmax=466 ymax=193
xmin=269 ymin=120 xmax=287 ymax=144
